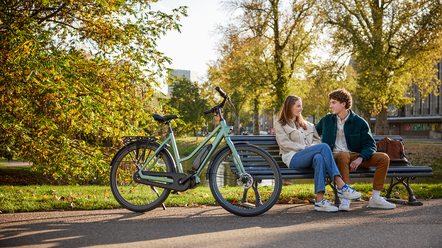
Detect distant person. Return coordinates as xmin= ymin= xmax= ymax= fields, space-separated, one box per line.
xmin=315 ymin=89 xmax=395 ymax=211
xmin=275 ymin=95 xmax=361 ymax=213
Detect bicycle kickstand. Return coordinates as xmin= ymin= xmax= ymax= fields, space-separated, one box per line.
xmin=151 ymin=186 xmax=167 ymax=210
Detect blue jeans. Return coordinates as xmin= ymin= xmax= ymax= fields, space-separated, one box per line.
xmin=289 ymin=143 xmax=341 ymax=194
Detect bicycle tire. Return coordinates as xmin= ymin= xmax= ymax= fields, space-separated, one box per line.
xmin=110 ymin=141 xmax=175 ymax=212
xmin=209 ymin=144 xmax=282 ymax=216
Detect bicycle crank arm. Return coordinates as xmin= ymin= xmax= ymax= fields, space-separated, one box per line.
xmin=134 ymin=171 xmax=190 ymax=191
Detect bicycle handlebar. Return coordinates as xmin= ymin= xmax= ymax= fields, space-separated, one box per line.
xmin=204 ymin=109 xmax=214 ymax=115
xmin=203 ymin=86 xmax=232 ymax=115
xmin=215 ymin=87 xmax=227 ymax=98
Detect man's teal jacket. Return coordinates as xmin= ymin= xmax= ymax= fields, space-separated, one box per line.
xmin=315 ymin=110 xmax=376 ymax=162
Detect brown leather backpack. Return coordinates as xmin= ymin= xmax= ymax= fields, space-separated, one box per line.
xmin=376 ymin=137 xmax=409 ymax=166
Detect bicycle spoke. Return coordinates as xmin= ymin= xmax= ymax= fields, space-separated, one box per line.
xmin=110 ymin=141 xmax=175 ymax=212
xmin=209 ymin=145 xmax=281 ymax=216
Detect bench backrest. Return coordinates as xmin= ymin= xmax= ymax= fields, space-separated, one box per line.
xmin=230 ymin=135 xmax=409 ymax=168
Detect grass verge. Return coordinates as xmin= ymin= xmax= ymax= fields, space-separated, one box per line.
xmin=1 ymin=183 xmax=441 ymax=213
xmin=405 ymin=142 xmax=442 ymax=177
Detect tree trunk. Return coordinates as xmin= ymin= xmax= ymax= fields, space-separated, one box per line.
xmin=253 ymin=110 xmax=260 ymax=135
xmin=271 ymin=0 xmax=287 ymax=109
xmin=234 ymin=114 xmax=240 ymax=135
xmin=375 ymin=108 xmax=388 ymax=135
xmin=361 ymin=111 xmax=371 ymax=126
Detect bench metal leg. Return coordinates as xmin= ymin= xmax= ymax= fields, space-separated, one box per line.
xmin=385 ymin=177 xmax=423 ymax=206
xmin=240 ymin=180 xmax=263 ymax=208
xmin=326 ymin=177 xmax=340 ymax=205
xmin=252 ymin=180 xmax=263 ymax=207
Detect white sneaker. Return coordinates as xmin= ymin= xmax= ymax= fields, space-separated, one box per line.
xmin=339 ymin=201 xmax=350 ymax=211
xmin=368 ymin=197 xmax=396 ymax=209
xmin=315 ymin=199 xmax=338 ymax=213
xmin=337 ymin=184 xmax=362 ymax=200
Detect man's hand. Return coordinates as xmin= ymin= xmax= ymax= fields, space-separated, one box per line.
xmin=350 ymin=157 xmax=363 ymax=171
xmin=305 ymin=145 xmax=311 ymax=149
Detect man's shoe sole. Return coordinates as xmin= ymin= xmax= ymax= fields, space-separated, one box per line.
xmin=314 ymin=209 xmax=338 ymax=213
xmin=368 ymin=204 xmax=396 ymax=209
xmin=338 ymin=206 xmax=350 ymax=211
xmin=338 ymin=193 xmax=362 ymax=200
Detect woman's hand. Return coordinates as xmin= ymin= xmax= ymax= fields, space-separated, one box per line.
xmin=305 ymin=145 xmax=311 ymax=149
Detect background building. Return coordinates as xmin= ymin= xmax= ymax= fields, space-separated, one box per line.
xmin=168 ymin=69 xmax=198 ymax=95
xmin=369 ymin=60 xmax=442 ymax=139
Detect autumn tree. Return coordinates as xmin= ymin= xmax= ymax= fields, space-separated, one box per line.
xmin=208 ymin=24 xmax=273 ymax=135
xmin=223 ymin=0 xmax=320 ymax=108
xmin=321 ymin=0 xmax=442 ymax=135
xmin=0 ymin=1 xmax=186 ymax=183
xmin=168 ymin=76 xmax=210 ymax=138
xmin=302 ymin=62 xmax=358 ymax=123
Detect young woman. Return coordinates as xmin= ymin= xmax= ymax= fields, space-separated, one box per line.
xmin=275 ymin=95 xmax=361 ymax=212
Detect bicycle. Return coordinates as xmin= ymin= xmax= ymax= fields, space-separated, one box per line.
xmin=110 ymin=87 xmax=282 ymax=216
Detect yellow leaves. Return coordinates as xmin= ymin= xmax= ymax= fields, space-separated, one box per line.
xmin=187 ymin=203 xmax=206 ymax=208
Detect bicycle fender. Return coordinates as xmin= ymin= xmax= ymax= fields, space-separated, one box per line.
xmin=205 ymin=143 xmax=249 ymax=180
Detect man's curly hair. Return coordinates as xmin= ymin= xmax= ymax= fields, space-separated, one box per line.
xmin=328 ymin=89 xmax=352 ymax=110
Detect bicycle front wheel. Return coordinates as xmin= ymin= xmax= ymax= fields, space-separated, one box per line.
xmin=209 ymin=144 xmax=282 ymax=216
xmin=110 ymin=141 xmax=175 ymax=212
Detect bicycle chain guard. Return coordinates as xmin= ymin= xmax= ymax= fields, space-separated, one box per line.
xmin=134 ymin=171 xmax=190 ymax=191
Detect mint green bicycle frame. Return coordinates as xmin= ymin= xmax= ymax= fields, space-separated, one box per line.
xmin=137 ymin=118 xmax=246 ymax=185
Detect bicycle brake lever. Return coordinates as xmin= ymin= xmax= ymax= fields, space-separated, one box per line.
xmin=227 ymin=97 xmax=235 ymax=108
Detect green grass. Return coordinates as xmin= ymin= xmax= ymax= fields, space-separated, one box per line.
xmin=1 ymin=183 xmax=441 ymax=213
xmin=405 ymin=142 xmax=442 ymax=177
xmin=0 ymin=162 xmax=8 ymax=166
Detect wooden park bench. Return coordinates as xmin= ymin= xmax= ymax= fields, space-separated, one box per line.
xmin=230 ymin=135 xmax=434 ymax=206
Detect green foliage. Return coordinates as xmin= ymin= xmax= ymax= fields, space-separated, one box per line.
xmin=208 ymin=32 xmax=272 ymax=134
xmin=303 ymin=63 xmax=358 ymax=122
xmin=0 ymin=1 xmax=187 ymax=183
xmin=321 ymin=0 xmax=442 ymax=134
xmin=168 ymin=76 xmax=210 ymax=137
xmin=215 ymin=0 xmax=320 ymax=114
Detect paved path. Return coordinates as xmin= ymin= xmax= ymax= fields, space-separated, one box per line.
xmin=0 ymin=160 xmax=32 ymax=168
xmin=1 ymin=199 xmax=441 ymax=248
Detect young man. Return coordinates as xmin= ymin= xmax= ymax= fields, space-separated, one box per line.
xmin=315 ymin=89 xmax=396 ymax=211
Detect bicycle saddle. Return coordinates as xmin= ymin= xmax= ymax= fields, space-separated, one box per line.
xmin=153 ymin=114 xmax=179 ymax=122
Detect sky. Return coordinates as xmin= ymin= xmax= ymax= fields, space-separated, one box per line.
xmin=154 ymin=1 xmax=228 ymax=80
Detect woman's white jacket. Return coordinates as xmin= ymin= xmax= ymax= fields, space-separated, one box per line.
xmin=275 ymin=119 xmax=322 ymax=167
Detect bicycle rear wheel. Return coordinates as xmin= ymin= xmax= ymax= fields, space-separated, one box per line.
xmin=209 ymin=144 xmax=282 ymax=216
xmin=110 ymin=141 xmax=175 ymax=212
